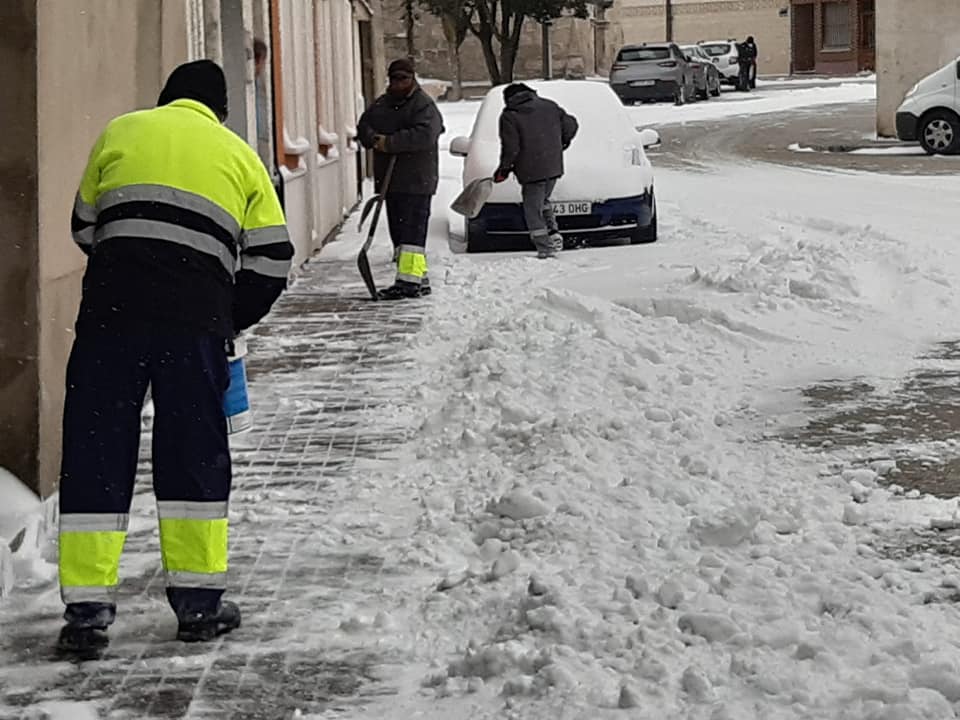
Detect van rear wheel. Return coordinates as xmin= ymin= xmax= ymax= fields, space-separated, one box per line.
xmin=919 ymin=110 xmax=960 ymax=155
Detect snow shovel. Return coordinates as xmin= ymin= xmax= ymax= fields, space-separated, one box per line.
xmin=450 ymin=177 xmax=494 ymax=219
xmin=357 ymin=156 xmax=396 ymax=301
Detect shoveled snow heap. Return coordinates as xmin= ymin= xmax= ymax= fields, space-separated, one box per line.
xmin=347 ymin=83 xmax=960 ymax=719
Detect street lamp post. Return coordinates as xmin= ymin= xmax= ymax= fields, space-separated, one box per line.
xmin=665 ymin=0 xmax=673 ymax=41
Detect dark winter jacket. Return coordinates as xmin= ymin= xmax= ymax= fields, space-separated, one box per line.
xmin=358 ymin=86 xmax=445 ymax=196
xmin=738 ymin=40 xmax=758 ymax=63
xmin=498 ymin=89 xmax=579 ymax=185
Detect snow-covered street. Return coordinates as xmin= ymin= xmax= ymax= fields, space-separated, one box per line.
xmin=6 ymin=79 xmax=960 ymax=719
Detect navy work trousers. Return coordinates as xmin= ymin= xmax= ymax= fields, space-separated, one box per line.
xmin=385 ymin=193 xmax=432 ymax=251
xmin=59 ymin=330 xmax=231 ymax=626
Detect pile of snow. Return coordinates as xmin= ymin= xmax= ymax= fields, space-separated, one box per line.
xmin=628 ymin=81 xmax=876 ymax=126
xmin=344 ymin=100 xmax=960 ymax=716
xmin=21 ymin=701 xmax=101 ymax=720
xmin=0 ymin=468 xmax=57 ymax=599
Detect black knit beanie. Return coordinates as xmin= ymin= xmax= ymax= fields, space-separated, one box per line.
xmin=158 ymin=60 xmax=229 ymax=120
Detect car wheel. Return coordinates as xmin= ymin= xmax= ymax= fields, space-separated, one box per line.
xmin=674 ymin=83 xmax=685 ymax=106
xmin=698 ymin=81 xmax=710 ymax=101
xmin=919 ymin=110 xmax=960 ymax=155
xmin=710 ymin=75 xmax=721 ymax=97
xmin=631 ymin=192 xmax=658 ymax=244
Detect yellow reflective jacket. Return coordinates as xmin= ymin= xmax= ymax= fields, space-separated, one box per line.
xmin=70 ymin=98 xmax=293 ymax=337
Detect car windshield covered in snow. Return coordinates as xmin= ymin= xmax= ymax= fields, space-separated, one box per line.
xmin=617 ymin=47 xmax=671 ymax=62
xmin=700 ymin=42 xmax=733 ymax=57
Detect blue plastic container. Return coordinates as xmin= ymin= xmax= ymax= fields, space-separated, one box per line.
xmin=224 ymin=336 xmax=252 ymax=435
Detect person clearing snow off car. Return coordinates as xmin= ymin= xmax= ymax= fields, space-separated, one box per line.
xmin=358 ymin=59 xmax=444 ymax=300
xmin=494 ymin=83 xmax=579 ymax=259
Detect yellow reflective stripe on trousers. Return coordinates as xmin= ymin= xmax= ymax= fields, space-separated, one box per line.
xmin=397 ymin=246 xmax=427 ymax=284
xmin=159 ymin=518 xmax=229 ymax=577
xmin=59 ymin=530 xmax=127 ymax=590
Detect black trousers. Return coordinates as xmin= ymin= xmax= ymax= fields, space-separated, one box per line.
xmin=386 ymin=193 xmax=432 ymax=250
xmin=59 ymin=330 xmax=231 ymax=627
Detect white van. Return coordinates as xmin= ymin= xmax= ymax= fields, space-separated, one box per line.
xmin=896 ymin=57 xmax=960 ymax=154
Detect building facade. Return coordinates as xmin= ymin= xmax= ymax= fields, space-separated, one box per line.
xmin=789 ymin=0 xmax=874 ymax=75
xmin=0 ymin=0 xmax=384 ymax=500
xmin=875 ymin=0 xmax=960 ymax=137
xmin=609 ymin=0 xmax=792 ymax=76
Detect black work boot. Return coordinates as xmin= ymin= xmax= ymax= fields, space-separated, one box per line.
xmin=176 ymin=600 xmax=242 ymax=642
xmin=57 ymin=602 xmax=115 ymax=658
xmin=377 ymin=281 xmax=422 ymax=301
xmin=57 ymin=626 xmax=110 ymax=658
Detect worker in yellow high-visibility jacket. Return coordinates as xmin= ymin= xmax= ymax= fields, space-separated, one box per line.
xmin=58 ymin=60 xmax=292 ymax=654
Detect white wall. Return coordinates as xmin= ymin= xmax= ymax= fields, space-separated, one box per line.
xmin=278 ymin=0 xmax=365 ymax=266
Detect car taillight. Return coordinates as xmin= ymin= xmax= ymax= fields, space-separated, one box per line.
xmin=658 ymin=61 xmax=677 ymax=68
xmin=691 ymin=63 xmax=701 ymax=69
xmin=729 ymin=58 xmax=737 ymax=65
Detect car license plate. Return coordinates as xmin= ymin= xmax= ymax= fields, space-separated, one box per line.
xmin=630 ymin=80 xmax=655 ymax=87
xmin=552 ymin=201 xmax=591 ymax=216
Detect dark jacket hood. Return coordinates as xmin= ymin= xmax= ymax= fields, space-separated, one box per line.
xmin=505 ymin=89 xmax=538 ymax=111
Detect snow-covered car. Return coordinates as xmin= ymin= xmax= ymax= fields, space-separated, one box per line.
xmin=681 ymin=45 xmax=722 ymax=99
xmin=609 ymin=43 xmax=696 ymax=105
xmin=896 ymin=57 xmax=960 ymax=155
xmin=698 ymin=40 xmax=740 ymax=85
xmin=449 ymin=80 xmax=660 ymax=253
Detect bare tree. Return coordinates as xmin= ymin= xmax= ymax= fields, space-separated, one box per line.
xmin=422 ymin=0 xmax=588 ymax=86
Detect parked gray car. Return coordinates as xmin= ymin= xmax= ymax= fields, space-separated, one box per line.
xmin=610 ymin=43 xmax=696 ymax=106
xmin=681 ymin=45 xmax=722 ymax=99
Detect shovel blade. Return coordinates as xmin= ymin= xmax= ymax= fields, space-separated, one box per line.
xmin=450 ymin=178 xmax=494 ymax=219
xmin=357 ymin=248 xmax=378 ymax=301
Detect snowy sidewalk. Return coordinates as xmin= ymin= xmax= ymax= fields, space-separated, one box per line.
xmin=0 ymin=251 xmax=430 ymax=719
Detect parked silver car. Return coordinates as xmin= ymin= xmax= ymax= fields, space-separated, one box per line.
xmin=681 ymin=45 xmax=722 ymax=99
xmin=610 ymin=43 xmax=696 ymax=106
xmin=698 ymin=40 xmax=740 ymax=85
